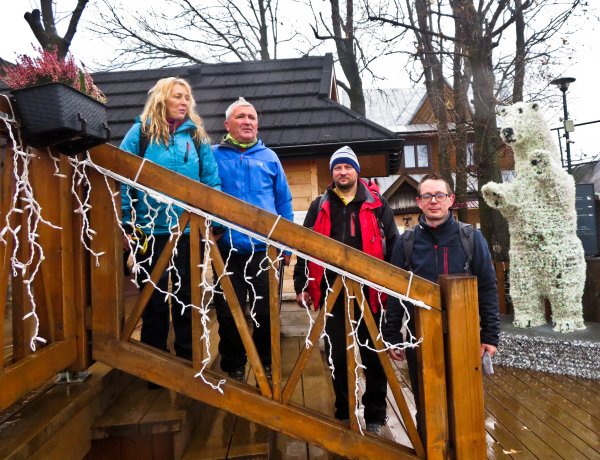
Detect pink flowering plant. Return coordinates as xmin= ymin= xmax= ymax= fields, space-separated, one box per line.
xmin=1 ymin=46 xmax=107 ymax=104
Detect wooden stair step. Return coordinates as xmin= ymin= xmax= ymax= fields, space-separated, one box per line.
xmin=92 ymin=378 xmax=203 ymax=438
xmin=0 ymin=363 xmax=131 ymax=460
xmin=90 ymin=377 xmax=204 ymax=460
xmin=182 ymin=403 xmax=271 ymax=460
xmin=92 ymin=378 xmax=162 ymax=438
xmin=183 ymin=347 xmax=271 ymax=459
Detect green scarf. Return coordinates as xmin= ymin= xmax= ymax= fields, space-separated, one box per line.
xmin=224 ymin=133 xmax=257 ymax=150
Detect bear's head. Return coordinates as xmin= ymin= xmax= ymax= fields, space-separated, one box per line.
xmin=499 ymin=102 xmax=544 ymax=144
xmin=498 ymin=102 xmax=558 ymax=164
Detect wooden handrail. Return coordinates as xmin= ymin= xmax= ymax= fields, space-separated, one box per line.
xmin=88 ymin=144 xmax=441 ymax=311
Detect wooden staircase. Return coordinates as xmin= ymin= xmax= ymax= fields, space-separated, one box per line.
xmin=88 ymin=379 xmax=203 ymax=460
xmin=83 ymin=334 xmax=335 ymax=460
xmin=80 ymin=299 xmax=334 ymax=460
xmin=0 ymin=363 xmax=134 ymax=460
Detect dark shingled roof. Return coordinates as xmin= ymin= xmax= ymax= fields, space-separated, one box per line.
xmin=90 ymin=54 xmax=403 ymax=161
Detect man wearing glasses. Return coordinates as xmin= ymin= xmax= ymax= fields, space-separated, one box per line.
xmin=383 ymin=173 xmax=500 ymax=435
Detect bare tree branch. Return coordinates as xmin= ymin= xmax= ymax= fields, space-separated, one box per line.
xmin=24 ymin=0 xmax=89 ymax=59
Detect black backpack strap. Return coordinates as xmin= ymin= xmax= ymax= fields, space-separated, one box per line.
xmin=139 ymin=129 xmax=150 ymax=158
xmin=457 ymin=221 xmax=475 ymax=273
xmin=193 ymin=137 xmax=203 ymax=179
xmin=402 ymin=228 xmax=415 ymax=270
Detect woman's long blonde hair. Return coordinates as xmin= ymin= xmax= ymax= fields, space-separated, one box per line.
xmin=140 ymin=77 xmax=210 ymax=146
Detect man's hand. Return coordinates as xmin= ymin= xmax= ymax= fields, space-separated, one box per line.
xmin=296 ymin=292 xmax=313 ymax=309
xmin=481 ymin=343 xmax=497 ymax=358
xmin=387 ymin=348 xmax=405 ymax=361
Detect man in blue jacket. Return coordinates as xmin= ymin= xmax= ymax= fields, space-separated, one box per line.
xmin=382 ymin=173 xmax=500 ymax=433
xmin=212 ymin=97 xmax=294 ymax=381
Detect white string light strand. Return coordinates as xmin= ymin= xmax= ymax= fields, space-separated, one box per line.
xmin=83 ymin=157 xmax=431 ymax=311
xmin=74 ymin=154 xmax=430 ymax=403
xmin=0 ymin=120 xmax=63 ymax=351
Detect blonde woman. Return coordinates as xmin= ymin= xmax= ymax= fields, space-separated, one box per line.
xmin=120 ymin=77 xmax=221 ymax=371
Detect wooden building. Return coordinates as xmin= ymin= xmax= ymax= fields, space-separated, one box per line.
xmin=91 ymin=54 xmax=404 ymax=218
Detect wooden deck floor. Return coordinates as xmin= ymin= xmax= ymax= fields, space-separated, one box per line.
xmin=178 ymin=332 xmax=600 ymax=459
xmin=3 ymin=294 xmax=599 ymax=459
xmin=483 ymin=365 xmax=600 ymax=459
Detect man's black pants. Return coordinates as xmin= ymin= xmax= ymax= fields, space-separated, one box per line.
xmin=213 ymin=250 xmax=271 ymax=373
xmin=325 ymin=296 xmax=387 ymax=425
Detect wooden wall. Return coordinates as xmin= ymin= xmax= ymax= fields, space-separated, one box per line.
xmin=281 ymin=159 xmax=318 ymax=211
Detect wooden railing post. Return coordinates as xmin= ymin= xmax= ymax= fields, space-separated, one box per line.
xmin=415 ymin=295 xmax=449 ymax=460
xmin=64 ymin=155 xmax=92 ymax=371
xmin=439 ymin=274 xmax=486 ymax=459
xmin=88 ymin=169 xmax=123 ymax=339
xmin=268 ymin=246 xmax=282 ymax=401
xmin=189 ymin=214 xmax=203 ymax=369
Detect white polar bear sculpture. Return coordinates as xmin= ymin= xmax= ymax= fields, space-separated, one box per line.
xmin=481 ymin=102 xmax=586 ymax=333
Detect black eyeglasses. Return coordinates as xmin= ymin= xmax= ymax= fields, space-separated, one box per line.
xmin=417 ymin=193 xmax=451 ymax=203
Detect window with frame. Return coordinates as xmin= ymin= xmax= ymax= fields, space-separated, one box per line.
xmin=403 ymin=143 xmax=431 ymax=169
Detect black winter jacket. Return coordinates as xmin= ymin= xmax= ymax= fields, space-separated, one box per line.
xmin=383 ymin=213 xmax=501 ymax=347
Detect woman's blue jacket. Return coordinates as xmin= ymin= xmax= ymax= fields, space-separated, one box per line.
xmin=120 ymin=117 xmax=221 ymax=235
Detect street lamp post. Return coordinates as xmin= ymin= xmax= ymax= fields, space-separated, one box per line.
xmin=550 ymin=77 xmax=576 ymax=174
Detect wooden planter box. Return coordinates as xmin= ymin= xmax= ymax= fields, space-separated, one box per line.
xmin=12 ymin=82 xmax=110 ymax=155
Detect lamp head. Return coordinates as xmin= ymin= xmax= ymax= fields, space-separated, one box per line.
xmin=550 ymin=77 xmax=576 ymax=91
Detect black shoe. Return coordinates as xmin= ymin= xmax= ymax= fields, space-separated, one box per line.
xmin=365 ymin=422 xmax=384 ymax=436
xmin=228 ymin=366 xmax=245 ymax=382
xmin=264 ymin=365 xmax=272 ymax=381
xmin=255 ymin=365 xmax=272 ymax=389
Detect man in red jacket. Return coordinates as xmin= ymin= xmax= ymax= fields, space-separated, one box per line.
xmin=293 ymin=146 xmax=398 ymax=435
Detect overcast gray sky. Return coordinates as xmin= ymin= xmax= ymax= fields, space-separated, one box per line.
xmin=2 ymin=1 xmax=598 ymax=163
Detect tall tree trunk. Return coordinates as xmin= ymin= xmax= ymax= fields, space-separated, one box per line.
xmin=330 ymin=0 xmax=365 ymax=115
xmin=453 ymin=14 xmax=470 ymax=223
xmin=24 ymin=0 xmax=89 ymax=59
xmin=414 ymin=0 xmax=452 ymax=185
xmin=459 ymin=1 xmax=510 ymax=261
xmin=258 ymin=0 xmax=271 ymax=60
xmin=470 ymin=43 xmax=509 ymax=260
xmin=512 ymin=0 xmax=526 ymax=102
